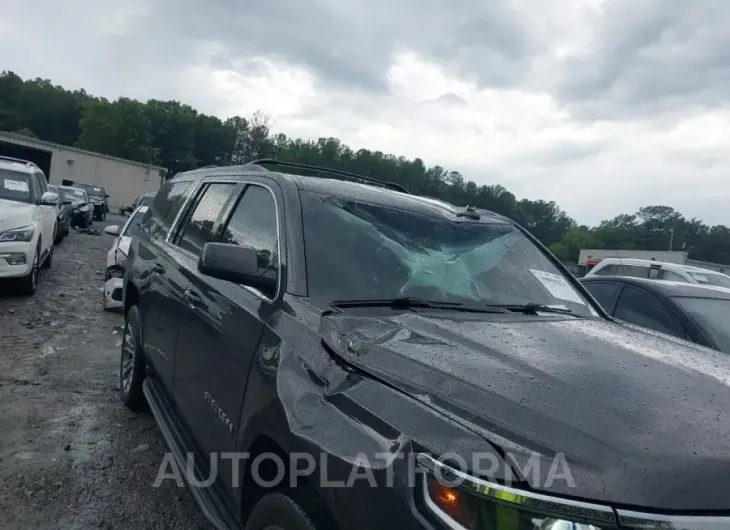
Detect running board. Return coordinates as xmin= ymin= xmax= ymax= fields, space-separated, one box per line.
xmin=143 ymin=377 xmax=242 ymax=530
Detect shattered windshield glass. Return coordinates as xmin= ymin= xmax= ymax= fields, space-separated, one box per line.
xmin=300 ymin=191 xmax=593 ymax=316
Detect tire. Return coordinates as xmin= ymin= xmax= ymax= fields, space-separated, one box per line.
xmin=41 ymin=242 xmax=54 ymax=269
xmin=244 ymin=491 xmax=333 ymax=530
xmin=18 ymin=244 xmax=40 ymax=295
xmin=120 ymin=305 xmax=148 ymax=411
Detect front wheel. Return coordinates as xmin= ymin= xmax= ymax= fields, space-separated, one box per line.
xmin=120 ymin=305 xmax=148 ymax=410
xmin=18 ymin=245 xmax=40 ymax=295
xmin=41 ymin=242 xmax=53 ymax=269
xmin=244 ymin=491 xmax=333 ymax=530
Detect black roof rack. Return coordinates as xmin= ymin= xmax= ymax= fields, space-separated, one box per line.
xmin=249 ymin=159 xmax=409 ymax=194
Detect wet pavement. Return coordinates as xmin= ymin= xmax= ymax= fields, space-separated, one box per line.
xmin=0 ymin=215 xmax=212 ymax=530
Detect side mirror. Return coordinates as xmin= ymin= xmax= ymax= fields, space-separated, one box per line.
xmin=103 ymin=225 xmax=121 ymax=236
xmin=105 ymin=194 xmax=110 ymax=198
xmin=198 ymin=242 xmax=277 ymax=296
xmin=40 ymin=191 xmax=59 ymax=206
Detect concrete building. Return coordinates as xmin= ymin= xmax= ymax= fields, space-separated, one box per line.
xmin=0 ymin=131 xmax=166 ymax=212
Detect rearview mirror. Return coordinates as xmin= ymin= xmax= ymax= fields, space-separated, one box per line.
xmin=103 ymin=225 xmax=121 ymax=236
xmin=40 ymin=191 xmax=59 ymax=206
xmin=198 ymin=242 xmax=277 ymax=296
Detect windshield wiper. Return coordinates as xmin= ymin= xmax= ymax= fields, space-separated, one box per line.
xmin=494 ymin=303 xmax=582 ymax=316
xmin=329 ymin=296 xmax=508 ymax=314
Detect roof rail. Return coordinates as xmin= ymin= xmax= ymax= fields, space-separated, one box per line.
xmin=0 ymin=154 xmax=34 ymax=166
xmin=249 ymin=159 xmax=409 ymax=194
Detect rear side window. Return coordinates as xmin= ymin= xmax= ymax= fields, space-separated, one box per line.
xmin=144 ymin=180 xmax=193 ymax=240
xmin=176 ymin=183 xmax=236 ymax=255
xmin=614 ymin=285 xmax=684 ymax=338
xmin=593 ymin=264 xmax=616 ymax=276
xmin=582 ymin=281 xmax=621 ymax=312
xmin=660 ymin=269 xmax=689 ymax=283
xmin=220 ymin=185 xmax=279 ymax=298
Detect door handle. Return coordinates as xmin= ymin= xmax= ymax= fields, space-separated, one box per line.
xmin=184 ymin=289 xmax=202 ymax=307
xmin=152 ymin=262 xmax=165 ymax=274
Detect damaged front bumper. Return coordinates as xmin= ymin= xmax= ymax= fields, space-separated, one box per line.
xmin=103 ymin=266 xmax=124 ymax=310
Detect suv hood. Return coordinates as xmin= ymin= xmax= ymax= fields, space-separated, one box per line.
xmin=320 ymin=312 xmax=730 ymax=511
xmin=0 ymin=198 xmax=35 ymax=230
xmin=0 ymin=198 xmax=35 ymax=221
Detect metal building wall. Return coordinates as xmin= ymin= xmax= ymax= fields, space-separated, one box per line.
xmin=0 ymin=132 xmax=165 ymax=212
xmin=48 ymin=147 xmax=164 ymax=211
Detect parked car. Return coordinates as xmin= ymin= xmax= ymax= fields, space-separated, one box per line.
xmin=121 ymin=160 xmax=730 ymax=530
xmin=73 ymin=182 xmax=109 ymax=220
xmin=101 ymin=204 xmax=149 ymax=311
xmin=124 ymin=192 xmax=155 ymax=215
xmin=585 ymin=257 xmax=730 ymax=288
xmin=0 ymin=155 xmax=56 ymax=294
xmin=47 ymin=184 xmax=72 ymax=243
xmin=59 ymin=186 xmax=93 ymax=228
xmin=581 ymin=275 xmax=730 ymax=353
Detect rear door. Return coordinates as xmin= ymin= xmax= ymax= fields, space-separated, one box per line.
xmin=136 ymin=180 xmax=195 ymax=390
xmin=172 ymin=180 xmax=282 ymax=488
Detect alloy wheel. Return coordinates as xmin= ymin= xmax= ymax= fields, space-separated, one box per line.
xmin=121 ymin=320 xmax=136 ymax=392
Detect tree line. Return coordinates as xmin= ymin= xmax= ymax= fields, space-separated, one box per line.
xmin=1 ymin=70 xmax=728 ymax=265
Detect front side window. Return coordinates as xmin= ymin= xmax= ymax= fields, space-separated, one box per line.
xmin=673 ymin=296 xmax=730 ymax=353
xmin=145 ymin=180 xmax=193 ymax=240
xmin=614 ymin=285 xmax=684 ymax=338
xmin=300 ymin=192 xmax=594 ymax=315
xmin=582 ymin=282 xmax=620 ymax=312
xmin=35 ymin=172 xmax=48 ymax=195
xmin=220 ymin=185 xmax=279 ymax=298
xmin=0 ymin=169 xmax=32 ymax=204
xmin=176 ymin=183 xmax=235 ymax=255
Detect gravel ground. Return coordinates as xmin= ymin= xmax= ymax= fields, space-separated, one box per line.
xmin=0 ymin=214 xmax=212 ymax=530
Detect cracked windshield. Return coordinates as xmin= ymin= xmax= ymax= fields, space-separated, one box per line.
xmin=1 ymin=1 xmax=729 ymax=530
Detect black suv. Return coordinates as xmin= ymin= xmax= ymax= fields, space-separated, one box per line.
xmin=122 ymin=160 xmax=730 ymax=530
xmin=73 ymin=182 xmax=109 ymax=220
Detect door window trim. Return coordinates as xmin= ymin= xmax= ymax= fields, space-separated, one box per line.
xmin=219 ymin=181 xmax=283 ymax=304
xmin=167 ymin=177 xmax=284 ymax=304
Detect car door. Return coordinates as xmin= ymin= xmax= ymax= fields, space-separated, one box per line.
xmin=172 ymin=180 xmax=282 ymax=488
xmin=136 ymin=179 xmax=195 ymax=390
xmin=613 ymin=285 xmax=688 ymax=339
xmin=34 ymin=172 xmax=55 ymax=252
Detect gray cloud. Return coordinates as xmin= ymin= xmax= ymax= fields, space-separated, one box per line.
xmin=518 ymin=140 xmax=607 ymax=166
xmin=555 ymin=0 xmax=730 ymax=120
xmin=423 ymin=93 xmax=468 ymax=105
xmin=147 ymin=0 xmax=540 ymax=92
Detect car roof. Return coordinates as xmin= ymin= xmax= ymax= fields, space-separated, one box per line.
xmin=595 ymin=257 xmax=726 ymax=276
xmin=581 ymin=275 xmax=730 ymax=299
xmin=173 ymin=163 xmax=512 ymax=224
xmin=0 ymin=156 xmax=38 ymax=174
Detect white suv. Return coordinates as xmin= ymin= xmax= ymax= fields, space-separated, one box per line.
xmin=0 ymin=156 xmax=58 ymax=294
xmin=586 ymin=257 xmax=730 ymax=288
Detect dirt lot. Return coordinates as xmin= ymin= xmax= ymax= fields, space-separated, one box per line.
xmin=0 ymin=215 xmax=211 ymax=530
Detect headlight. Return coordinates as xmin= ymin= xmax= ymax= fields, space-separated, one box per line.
xmin=0 ymin=225 xmax=35 ymax=242
xmin=79 ymin=205 xmax=90 ymax=212
xmin=418 ymin=454 xmax=617 ymax=530
xmin=73 ymin=209 xmax=79 ymax=214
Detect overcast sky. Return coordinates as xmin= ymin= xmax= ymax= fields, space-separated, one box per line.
xmin=1 ymin=0 xmax=729 ymax=226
